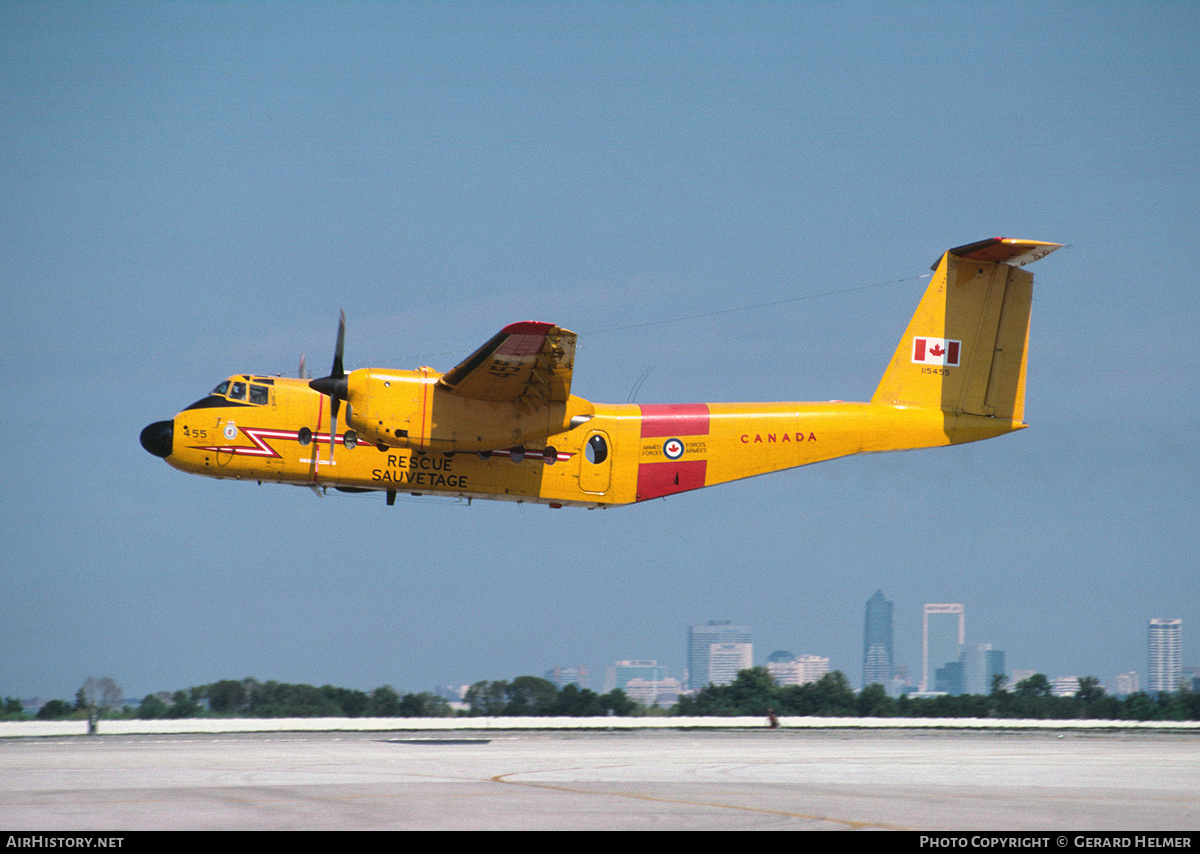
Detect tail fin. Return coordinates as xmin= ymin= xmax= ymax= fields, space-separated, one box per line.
xmin=871 ymin=238 xmax=1061 ymax=422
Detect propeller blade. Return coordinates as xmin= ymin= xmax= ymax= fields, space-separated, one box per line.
xmin=328 ymin=403 xmax=338 ymax=467
xmin=308 ymin=310 xmax=348 ymax=471
xmin=331 ymin=309 xmax=345 ymax=380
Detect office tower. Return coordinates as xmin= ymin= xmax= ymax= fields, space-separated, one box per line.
xmin=862 ymin=589 xmax=894 ymax=689
xmin=1148 ymin=618 xmax=1182 ymax=694
xmin=768 ymin=652 xmax=830 ymax=686
xmin=934 ymin=660 xmax=964 ymax=694
xmin=922 ymin=604 xmax=965 ymax=693
xmin=985 ymin=649 xmax=1006 ymax=693
xmin=965 ymin=643 xmax=1006 ymax=695
xmin=1050 ymin=676 xmax=1081 ymax=697
xmin=544 ymin=665 xmax=587 ymax=689
xmin=688 ymin=621 xmax=752 ymax=690
xmin=1184 ymin=667 xmax=1200 ymax=692
xmin=609 ymin=661 xmax=679 ymax=705
xmin=611 ymin=660 xmax=665 ymax=690
xmin=1114 ymin=671 xmax=1139 ymax=696
xmin=622 ymin=676 xmax=683 ymax=706
xmin=708 ymin=642 xmax=753 ymax=686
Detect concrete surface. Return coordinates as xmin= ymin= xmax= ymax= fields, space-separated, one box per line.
xmin=2 ymin=729 xmax=1196 ymax=830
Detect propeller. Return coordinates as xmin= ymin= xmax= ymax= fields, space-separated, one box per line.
xmin=309 ymin=310 xmax=348 ymax=468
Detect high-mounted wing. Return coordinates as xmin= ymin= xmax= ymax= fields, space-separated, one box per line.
xmin=439 ymin=321 xmax=576 ymax=406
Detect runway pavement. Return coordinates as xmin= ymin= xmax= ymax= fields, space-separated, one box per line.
xmin=2 ymin=729 xmax=1197 ymax=830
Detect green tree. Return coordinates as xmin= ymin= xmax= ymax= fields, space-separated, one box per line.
xmin=1014 ymin=673 xmax=1052 ymax=698
xmin=856 ymin=683 xmax=893 ymax=717
xmin=205 ymin=680 xmax=247 ymax=715
xmin=465 ymin=680 xmax=510 ymax=716
xmin=320 ymin=685 xmax=369 ymax=717
xmin=553 ymin=683 xmax=605 ymax=716
xmin=398 ymin=692 xmax=452 ymax=717
xmin=167 ymin=690 xmax=201 ymax=718
xmin=1074 ymin=675 xmax=1104 ymax=717
xmin=37 ymin=699 xmax=75 ymax=720
xmin=506 ymin=676 xmax=558 ymax=716
xmin=137 ymin=694 xmax=169 ymax=719
xmin=367 ymin=685 xmax=402 ymax=716
xmin=726 ymin=667 xmax=776 ymax=715
xmin=600 ymin=688 xmax=638 ymax=717
xmin=809 ymin=671 xmax=855 ymax=716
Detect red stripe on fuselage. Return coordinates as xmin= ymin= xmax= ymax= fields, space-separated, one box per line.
xmin=639 ymin=403 xmax=710 ymax=438
xmin=636 ymin=460 xmax=707 ymax=501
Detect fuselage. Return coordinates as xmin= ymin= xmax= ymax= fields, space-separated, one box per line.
xmin=141 ymin=372 xmax=1020 ymax=508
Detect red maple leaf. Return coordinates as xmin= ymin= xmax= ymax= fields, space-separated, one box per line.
xmin=929 ymin=343 xmax=945 ymax=357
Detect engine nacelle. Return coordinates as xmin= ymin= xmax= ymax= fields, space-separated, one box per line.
xmin=344 ymin=368 xmax=594 ymax=452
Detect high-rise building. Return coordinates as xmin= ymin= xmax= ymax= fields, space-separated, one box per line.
xmin=767 ymin=653 xmax=830 ymax=686
xmin=1114 ymin=671 xmax=1139 ymax=696
xmin=622 ymin=677 xmax=683 ymax=706
xmin=708 ymin=642 xmax=753 ymax=686
xmin=609 ymin=660 xmax=665 ymax=691
xmin=687 ymin=621 xmax=752 ymax=690
xmin=965 ymin=643 xmax=1006 ymax=695
xmin=1050 ymin=676 xmax=1081 ymax=697
xmin=862 ymin=589 xmax=894 ymax=689
xmin=544 ymin=665 xmax=588 ymax=689
xmin=607 ymin=660 xmax=680 ymax=706
xmin=922 ymin=604 xmax=965 ymax=693
xmin=985 ymin=649 xmax=1006 ymax=693
xmin=1148 ymin=618 xmax=1183 ymax=694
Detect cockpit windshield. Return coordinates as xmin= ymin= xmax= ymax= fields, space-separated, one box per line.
xmin=185 ymin=377 xmax=272 ymax=412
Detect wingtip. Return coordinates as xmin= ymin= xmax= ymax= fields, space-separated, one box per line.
xmin=501 ymin=321 xmax=555 ymax=335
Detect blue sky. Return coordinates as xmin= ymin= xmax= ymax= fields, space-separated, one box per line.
xmin=2 ymin=1 xmax=1197 ymax=701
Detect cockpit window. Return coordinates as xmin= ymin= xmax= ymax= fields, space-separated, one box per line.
xmin=249 ymin=384 xmax=269 ymax=405
xmin=228 ymin=381 xmax=247 ymax=401
xmin=211 ymin=381 xmax=230 ymax=396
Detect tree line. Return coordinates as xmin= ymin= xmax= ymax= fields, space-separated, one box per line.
xmin=10 ymin=678 xmax=453 ymax=721
xmin=9 ymin=668 xmax=1199 ymax=721
xmin=676 ymin=668 xmax=1200 ymax=721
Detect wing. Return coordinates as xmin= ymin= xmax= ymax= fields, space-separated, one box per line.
xmin=438 ymin=321 xmax=576 ymax=405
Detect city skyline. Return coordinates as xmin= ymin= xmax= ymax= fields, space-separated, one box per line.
xmin=11 ymin=605 xmax=1187 ymax=705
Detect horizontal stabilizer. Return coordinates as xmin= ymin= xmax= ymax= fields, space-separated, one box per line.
xmin=935 ymin=237 xmax=1062 ymax=270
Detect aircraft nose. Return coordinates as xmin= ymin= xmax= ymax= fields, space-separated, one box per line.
xmin=140 ymin=420 xmax=173 ymax=458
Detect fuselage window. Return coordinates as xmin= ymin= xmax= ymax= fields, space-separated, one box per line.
xmin=585 ymin=434 xmax=608 ymax=464
xmin=228 ymin=381 xmax=247 ymax=401
xmin=249 ymin=384 xmax=269 ymax=405
xmin=211 ymin=381 xmax=230 ymax=396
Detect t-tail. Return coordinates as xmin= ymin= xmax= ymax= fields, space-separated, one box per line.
xmin=871 ymin=237 xmax=1062 ymax=433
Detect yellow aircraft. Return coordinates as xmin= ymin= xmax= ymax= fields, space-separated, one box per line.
xmin=141 ymin=237 xmax=1060 ymax=508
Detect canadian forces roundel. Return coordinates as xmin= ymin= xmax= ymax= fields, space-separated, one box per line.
xmin=662 ymin=437 xmax=685 ymax=460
